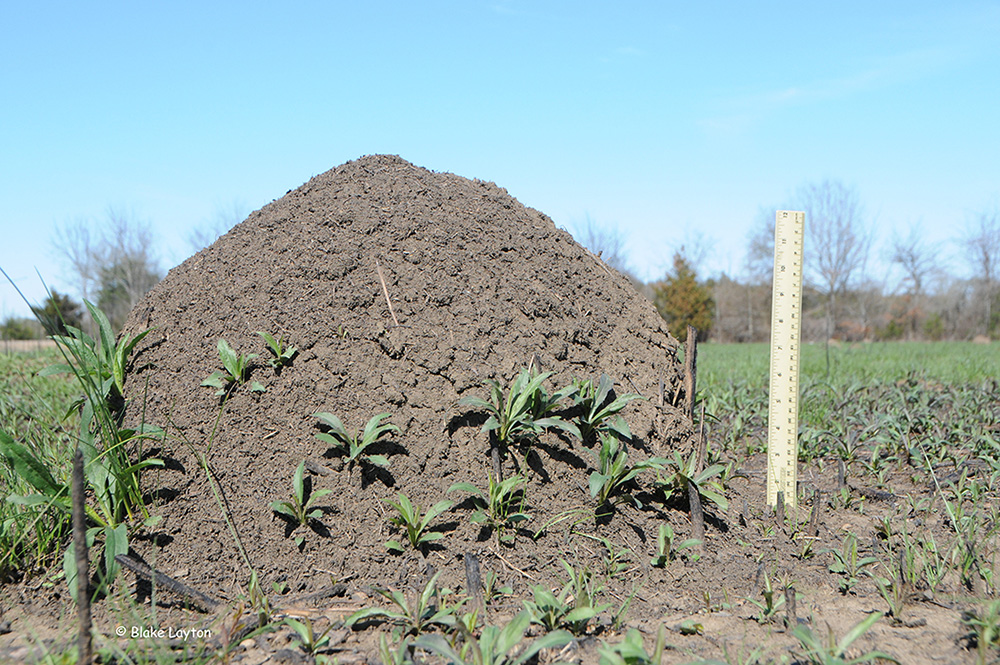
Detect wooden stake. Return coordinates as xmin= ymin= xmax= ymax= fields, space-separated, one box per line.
xmin=463 ymin=553 xmax=485 ymax=616
xmin=785 ymin=585 xmax=797 ymax=628
xmin=684 ymin=326 xmax=697 ymax=421
xmin=688 ymin=481 xmax=705 ymax=543
xmin=72 ymin=448 xmax=92 ymax=665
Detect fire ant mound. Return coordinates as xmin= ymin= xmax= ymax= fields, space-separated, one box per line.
xmin=120 ymin=154 xmax=694 ymax=625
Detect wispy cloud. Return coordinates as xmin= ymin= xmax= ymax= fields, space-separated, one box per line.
xmin=697 ymin=46 xmax=957 ymax=136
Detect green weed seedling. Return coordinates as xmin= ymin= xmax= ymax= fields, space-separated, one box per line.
xmin=650 ymin=523 xmax=701 ymax=567
xmin=482 ymin=570 xmax=513 ymax=605
xmin=449 ymin=474 xmax=530 ymax=545
xmin=656 ymin=450 xmax=729 ymax=513
xmin=202 ymin=338 xmax=266 ymax=395
xmin=313 ymin=412 xmax=399 ymax=473
xmin=826 ymin=533 xmax=878 ymax=595
xmin=589 ymin=432 xmax=667 ymax=507
xmin=597 ymin=625 xmax=666 ymax=665
xmin=792 ymin=612 xmax=897 ymax=664
xmin=746 ymin=566 xmax=786 ymax=624
xmin=383 ymin=492 xmax=453 ymax=553
xmin=415 ymin=610 xmax=573 ymax=665
xmin=284 ymin=616 xmax=338 ymax=659
xmin=594 ymin=534 xmax=631 ymax=580
xmin=962 ymin=599 xmax=1000 ymax=665
xmin=571 ymin=373 xmax=641 ymax=442
xmin=256 ymin=331 xmax=297 ymax=370
xmin=379 ymin=634 xmax=412 ymax=665
xmin=271 ymin=460 xmax=331 ymax=546
xmin=523 ymin=560 xmax=610 ymax=636
xmin=346 ymin=570 xmax=460 ymax=638
xmin=459 ymin=367 xmax=580 ymax=449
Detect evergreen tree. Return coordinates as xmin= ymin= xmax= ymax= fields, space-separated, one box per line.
xmin=653 ymin=252 xmax=714 ymax=342
xmin=30 ymin=290 xmax=84 ymax=336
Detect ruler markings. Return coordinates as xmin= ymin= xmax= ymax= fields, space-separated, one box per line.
xmin=767 ymin=210 xmax=804 ymax=508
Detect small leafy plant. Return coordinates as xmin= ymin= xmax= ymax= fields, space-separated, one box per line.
xmin=459 ymin=368 xmax=580 ymax=448
xmin=313 ymin=412 xmax=398 ymax=472
xmin=383 ymin=492 xmax=453 ymax=553
xmin=40 ymin=300 xmax=151 ymax=406
xmin=792 ymin=612 xmax=897 ymax=664
xmin=284 ymin=616 xmax=338 ymax=658
xmin=962 ymin=599 xmax=1000 ymax=665
xmin=483 ymin=570 xmax=514 ymax=605
xmin=449 ymin=474 xmax=530 ymax=545
xmin=746 ymin=566 xmax=786 ymax=624
xmin=202 ymin=338 xmax=266 ymax=395
xmin=257 ymin=331 xmax=297 ymax=370
xmin=649 ymin=523 xmax=700 ymax=567
xmin=271 ymin=461 xmax=331 ymax=545
xmin=346 ymin=571 xmax=460 ymax=638
xmin=523 ymin=560 xmax=610 ymax=636
xmin=597 ymin=625 xmax=666 ymax=665
xmin=416 ymin=610 xmax=573 ymax=665
xmin=826 ymin=533 xmax=878 ymax=595
xmin=655 ymin=450 xmax=729 ymax=513
xmin=571 ymin=373 xmax=641 ymax=442
xmin=589 ymin=432 xmax=666 ymax=506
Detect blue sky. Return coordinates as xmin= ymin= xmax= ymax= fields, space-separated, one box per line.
xmin=2 ymin=1 xmax=999 ymax=318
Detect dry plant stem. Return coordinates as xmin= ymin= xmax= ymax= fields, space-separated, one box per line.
xmin=684 ymin=328 xmax=706 ymax=543
xmin=808 ymin=491 xmax=820 ymax=536
xmin=697 ymin=404 xmax=707 ymax=471
xmin=688 ymin=480 xmax=705 ymax=542
xmin=491 ymin=546 xmax=538 ymax=582
xmin=684 ymin=325 xmax=697 ymax=422
xmin=785 ymin=585 xmax=797 ymax=628
xmin=375 ymin=258 xmax=400 ymax=327
xmin=72 ymin=447 xmax=92 ymax=665
xmin=776 ymin=491 xmax=786 ymax=528
xmin=463 ymin=553 xmax=485 ymax=615
xmin=115 ymin=554 xmax=221 ymax=613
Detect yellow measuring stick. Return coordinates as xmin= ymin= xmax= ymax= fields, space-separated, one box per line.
xmin=767 ymin=210 xmax=804 ymax=508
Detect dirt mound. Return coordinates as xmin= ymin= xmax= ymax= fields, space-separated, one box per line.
xmin=120 ymin=154 xmax=692 ymax=606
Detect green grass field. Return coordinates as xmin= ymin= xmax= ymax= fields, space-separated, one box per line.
xmin=700 ymin=340 xmax=1000 ymax=387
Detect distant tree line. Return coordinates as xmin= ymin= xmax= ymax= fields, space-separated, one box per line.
xmin=1 ymin=203 xmax=245 ymax=342
xmin=3 ymin=188 xmax=996 ymax=344
xmin=580 ymin=180 xmax=1000 ymax=343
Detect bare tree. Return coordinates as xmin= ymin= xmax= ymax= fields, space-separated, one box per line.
xmin=794 ymin=180 xmax=871 ymax=340
xmin=744 ymin=207 xmax=775 ymax=285
xmin=572 ymin=215 xmax=630 ymax=273
xmin=188 ymin=200 xmax=247 ymax=253
xmin=740 ymin=207 xmax=777 ymax=341
xmin=886 ymin=222 xmax=937 ymax=339
xmin=961 ymin=206 xmax=1000 ymax=335
xmin=52 ymin=208 xmax=162 ymax=332
xmin=53 ymin=218 xmax=99 ymax=308
xmin=890 ymin=222 xmax=937 ymax=297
